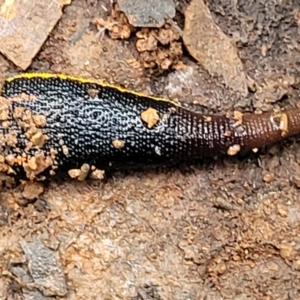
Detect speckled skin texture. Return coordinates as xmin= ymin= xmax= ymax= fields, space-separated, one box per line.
xmin=2 ymin=76 xmax=214 ymax=169
xmin=2 ymin=75 xmax=300 ymax=174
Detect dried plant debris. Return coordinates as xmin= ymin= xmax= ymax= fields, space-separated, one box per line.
xmin=183 ymin=0 xmax=248 ymax=96
xmin=19 ymin=238 xmax=67 ymax=297
xmin=118 ymin=0 xmax=176 ymax=28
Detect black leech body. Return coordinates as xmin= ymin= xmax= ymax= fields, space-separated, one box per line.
xmin=1 ymin=73 xmax=300 ymax=179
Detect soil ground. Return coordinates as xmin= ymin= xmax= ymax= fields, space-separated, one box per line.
xmin=0 ymin=0 xmax=300 ymax=299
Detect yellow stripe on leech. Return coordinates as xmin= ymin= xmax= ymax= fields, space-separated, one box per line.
xmin=6 ymin=72 xmax=181 ymax=107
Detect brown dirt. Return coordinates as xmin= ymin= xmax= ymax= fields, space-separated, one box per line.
xmin=0 ymin=0 xmax=300 ymax=299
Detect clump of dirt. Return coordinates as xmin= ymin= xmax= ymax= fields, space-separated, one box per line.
xmin=92 ymin=4 xmax=134 ymax=40
xmin=93 ymin=4 xmax=184 ymax=71
xmin=135 ymin=26 xmax=184 ymax=71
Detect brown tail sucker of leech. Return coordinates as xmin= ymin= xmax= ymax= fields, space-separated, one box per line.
xmin=0 ymin=72 xmax=300 ymax=181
